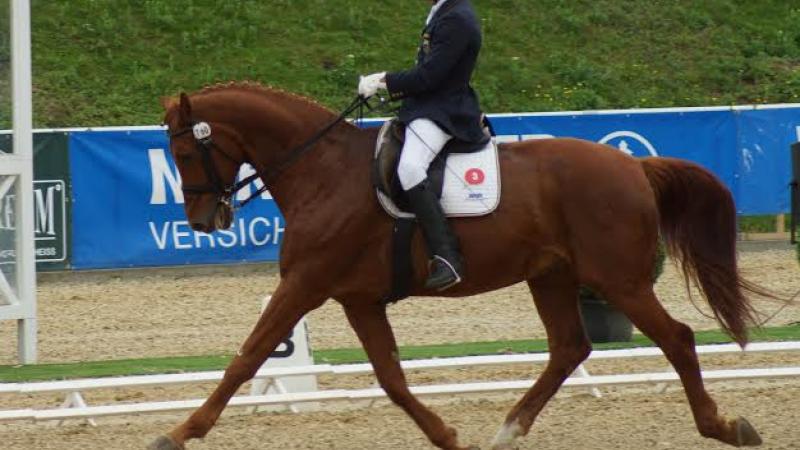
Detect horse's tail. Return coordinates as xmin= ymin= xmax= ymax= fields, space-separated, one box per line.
xmin=640 ymin=157 xmax=767 ymax=347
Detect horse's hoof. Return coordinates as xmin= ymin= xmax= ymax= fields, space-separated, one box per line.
xmin=490 ymin=419 xmax=522 ymax=450
xmin=735 ymin=417 xmax=763 ymax=447
xmin=147 ymin=435 xmax=185 ymax=450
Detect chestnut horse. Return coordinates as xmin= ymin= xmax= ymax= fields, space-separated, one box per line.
xmin=152 ymin=82 xmax=764 ymax=450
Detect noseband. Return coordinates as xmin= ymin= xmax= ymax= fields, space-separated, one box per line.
xmin=168 ymin=95 xmax=371 ymax=210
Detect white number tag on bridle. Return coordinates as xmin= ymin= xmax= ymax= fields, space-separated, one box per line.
xmin=193 ymin=122 xmax=212 ymax=140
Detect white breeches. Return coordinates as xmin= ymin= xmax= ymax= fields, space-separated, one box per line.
xmin=398 ymin=118 xmax=453 ymax=190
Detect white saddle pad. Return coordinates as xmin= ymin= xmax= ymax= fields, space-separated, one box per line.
xmin=375 ymin=125 xmax=501 ymax=219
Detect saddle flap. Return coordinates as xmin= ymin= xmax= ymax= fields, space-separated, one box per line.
xmin=373 ymin=120 xmax=404 ymax=201
xmin=373 ymin=119 xmax=501 ymax=219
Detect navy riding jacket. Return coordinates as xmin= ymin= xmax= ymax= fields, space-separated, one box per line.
xmin=385 ymin=0 xmax=486 ymax=145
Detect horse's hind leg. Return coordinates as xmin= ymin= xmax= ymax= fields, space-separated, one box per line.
xmin=491 ymin=272 xmax=591 ymax=450
xmin=343 ymin=302 xmax=477 ymax=450
xmin=148 ymin=280 xmax=325 ymax=450
xmin=604 ymin=284 xmax=762 ymax=447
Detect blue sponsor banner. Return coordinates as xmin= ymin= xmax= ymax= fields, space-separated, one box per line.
xmin=69 ymin=130 xmax=284 ymax=269
xmin=488 ymin=109 xmax=740 ymax=187
xmin=734 ymin=109 xmax=799 ymax=214
xmin=367 ymin=106 xmax=800 ymax=214
xmin=65 ymin=105 xmax=800 ymax=269
xmin=486 ymin=107 xmax=798 ymax=214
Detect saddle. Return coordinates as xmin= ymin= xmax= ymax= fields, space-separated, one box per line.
xmin=372 ymin=118 xmax=500 ymax=218
xmin=372 ymin=118 xmax=502 ymax=305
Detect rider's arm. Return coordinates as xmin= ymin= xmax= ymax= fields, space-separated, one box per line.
xmin=384 ymin=14 xmax=471 ymax=100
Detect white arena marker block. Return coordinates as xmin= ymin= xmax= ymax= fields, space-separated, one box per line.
xmin=249 ymin=295 xmax=318 ymax=412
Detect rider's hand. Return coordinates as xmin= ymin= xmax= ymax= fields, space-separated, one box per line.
xmin=358 ymin=72 xmax=387 ymax=98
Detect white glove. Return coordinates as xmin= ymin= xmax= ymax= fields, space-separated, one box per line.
xmin=358 ymin=72 xmax=387 ymax=98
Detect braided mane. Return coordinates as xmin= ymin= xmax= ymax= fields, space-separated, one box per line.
xmin=191 ymin=81 xmax=337 ymax=118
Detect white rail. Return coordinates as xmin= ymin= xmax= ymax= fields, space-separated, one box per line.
xmin=1 ymin=341 xmax=798 ymax=424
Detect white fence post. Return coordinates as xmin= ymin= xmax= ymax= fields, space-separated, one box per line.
xmin=572 ymin=364 xmax=602 ymax=398
xmin=56 ymin=392 xmax=97 ymax=427
xmin=0 ymin=0 xmax=38 ymax=364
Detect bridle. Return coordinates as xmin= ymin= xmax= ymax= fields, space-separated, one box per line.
xmin=168 ymin=121 xmax=241 ymax=201
xmin=167 ymin=95 xmax=372 ymax=210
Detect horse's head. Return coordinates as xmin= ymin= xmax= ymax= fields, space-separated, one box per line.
xmin=162 ymin=83 xmax=355 ymax=232
xmin=161 ymin=93 xmax=246 ymax=233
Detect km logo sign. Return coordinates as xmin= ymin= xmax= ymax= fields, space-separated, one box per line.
xmin=0 ymin=180 xmax=67 ymax=264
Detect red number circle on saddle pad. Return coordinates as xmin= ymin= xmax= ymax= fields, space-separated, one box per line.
xmin=465 ymin=168 xmax=486 ymax=185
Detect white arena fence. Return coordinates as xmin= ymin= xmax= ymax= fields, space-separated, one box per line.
xmin=1 ymin=341 xmax=799 ymax=425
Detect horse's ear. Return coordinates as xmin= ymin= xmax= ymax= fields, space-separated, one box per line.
xmin=179 ymin=92 xmax=192 ymax=123
xmin=159 ymin=96 xmax=178 ymax=111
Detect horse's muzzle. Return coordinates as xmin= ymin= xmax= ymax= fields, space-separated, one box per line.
xmin=190 ymin=201 xmax=233 ymax=233
xmin=213 ymin=201 xmax=234 ymax=230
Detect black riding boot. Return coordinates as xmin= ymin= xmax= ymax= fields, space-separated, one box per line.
xmin=405 ymin=180 xmax=463 ymax=291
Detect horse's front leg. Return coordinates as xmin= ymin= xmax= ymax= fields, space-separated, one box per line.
xmin=343 ymin=302 xmax=478 ymax=450
xmin=149 ymin=280 xmax=325 ymax=450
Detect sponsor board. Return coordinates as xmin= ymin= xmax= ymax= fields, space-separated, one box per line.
xmin=0 ymin=180 xmax=67 ymax=265
xmin=0 ymin=133 xmax=71 ymax=270
xmin=69 ymin=130 xmax=283 ymax=269
xmin=2 ymin=105 xmax=790 ymax=270
xmin=364 ymin=107 xmax=799 ymax=215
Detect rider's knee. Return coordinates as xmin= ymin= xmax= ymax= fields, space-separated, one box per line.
xmin=397 ymin=158 xmax=426 ymax=190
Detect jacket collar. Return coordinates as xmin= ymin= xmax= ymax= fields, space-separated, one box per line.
xmin=427 ymin=0 xmax=463 ymax=27
xmin=426 ymin=0 xmax=448 ymax=25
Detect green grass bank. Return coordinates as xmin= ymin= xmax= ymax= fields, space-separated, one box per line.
xmin=0 ymin=1 xmax=799 ymax=127
xmin=2 ymin=325 xmax=798 ymax=382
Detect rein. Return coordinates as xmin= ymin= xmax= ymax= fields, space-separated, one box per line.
xmin=169 ymin=95 xmax=373 ymax=210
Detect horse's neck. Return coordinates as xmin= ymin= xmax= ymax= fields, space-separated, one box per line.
xmin=240 ymin=103 xmax=372 ymax=220
xmin=260 ymin=123 xmax=367 ymax=219
xmin=195 ymin=90 xmax=375 ymax=222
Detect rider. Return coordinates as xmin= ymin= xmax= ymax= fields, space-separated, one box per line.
xmin=358 ymin=0 xmax=486 ymax=291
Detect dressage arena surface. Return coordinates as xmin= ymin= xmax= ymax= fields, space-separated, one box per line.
xmin=1 ymin=244 xmax=799 ymax=448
